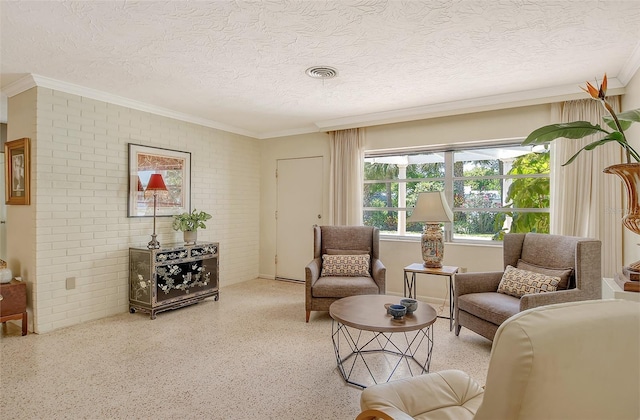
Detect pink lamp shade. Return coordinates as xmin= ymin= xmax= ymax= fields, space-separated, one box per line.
xmin=145 ymin=174 xmax=167 ymax=192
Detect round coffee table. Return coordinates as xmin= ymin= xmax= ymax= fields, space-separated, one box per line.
xmin=329 ymin=294 xmax=437 ymax=389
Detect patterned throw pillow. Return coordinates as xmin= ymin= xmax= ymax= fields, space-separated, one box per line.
xmin=516 ymin=259 xmax=573 ymax=290
xmin=497 ymin=265 xmax=560 ymax=298
xmin=321 ymin=254 xmax=371 ymax=277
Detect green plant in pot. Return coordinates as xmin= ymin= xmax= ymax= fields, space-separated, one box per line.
xmin=172 ymin=209 xmax=212 ymax=244
xmin=523 ymin=73 xmax=640 ymax=273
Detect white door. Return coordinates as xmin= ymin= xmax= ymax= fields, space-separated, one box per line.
xmin=0 ymin=153 xmax=5 ymax=260
xmin=276 ymin=157 xmax=323 ymax=281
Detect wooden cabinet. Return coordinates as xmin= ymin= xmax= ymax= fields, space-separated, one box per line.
xmin=129 ymin=242 xmax=219 ymax=319
xmin=0 ymin=279 xmax=28 ymax=336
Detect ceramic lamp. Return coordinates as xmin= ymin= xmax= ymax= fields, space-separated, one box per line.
xmin=407 ymin=191 xmax=453 ymax=268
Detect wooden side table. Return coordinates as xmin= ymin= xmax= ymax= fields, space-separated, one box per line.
xmin=0 ymin=279 xmax=28 ymax=336
xmin=403 ymin=264 xmax=458 ymax=331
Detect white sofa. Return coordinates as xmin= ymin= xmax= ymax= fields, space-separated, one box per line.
xmin=357 ymin=299 xmax=640 ymax=420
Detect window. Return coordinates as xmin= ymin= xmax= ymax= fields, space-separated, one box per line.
xmin=363 ymin=142 xmax=550 ymax=241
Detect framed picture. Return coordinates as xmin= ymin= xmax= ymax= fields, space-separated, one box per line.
xmin=128 ymin=144 xmax=191 ymax=217
xmin=4 ymin=138 xmax=30 ymax=205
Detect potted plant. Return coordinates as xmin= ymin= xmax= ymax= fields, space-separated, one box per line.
xmin=523 ymin=73 xmax=640 ymax=272
xmin=172 ymin=209 xmax=212 ymax=244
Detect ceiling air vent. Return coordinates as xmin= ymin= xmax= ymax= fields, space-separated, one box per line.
xmin=305 ymin=66 xmax=338 ymax=79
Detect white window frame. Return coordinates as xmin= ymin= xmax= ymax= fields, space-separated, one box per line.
xmin=363 ymin=140 xmax=550 ymax=243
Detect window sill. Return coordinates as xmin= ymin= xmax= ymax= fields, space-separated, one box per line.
xmin=380 ymin=235 xmax=502 ymax=248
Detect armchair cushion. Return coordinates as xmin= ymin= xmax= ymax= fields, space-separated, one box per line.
xmin=311 ymin=275 xmax=379 ymax=298
xmin=457 ymin=292 xmax=520 ymax=326
xmin=321 ymin=254 xmax=371 ymax=277
xmin=516 ymin=259 xmax=573 ymax=290
xmin=497 ymin=265 xmax=560 ymax=298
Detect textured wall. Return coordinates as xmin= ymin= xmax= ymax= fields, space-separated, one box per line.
xmin=10 ymin=87 xmax=260 ymax=333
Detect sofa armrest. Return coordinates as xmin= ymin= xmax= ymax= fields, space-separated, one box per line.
xmin=372 ymin=258 xmax=386 ymax=294
xmin=519 ymin=288 xmax=585 ymax=311
xmin=455 ymin=271 xmax=504 ymax=296
xmin=359 ymin=370 xmax=483 ymax=420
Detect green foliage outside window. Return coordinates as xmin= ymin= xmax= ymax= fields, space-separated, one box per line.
xmin=363 ymin=148 xmax=550 ymax=240
xmin=493 ymin=151 xmax=550 ymax=240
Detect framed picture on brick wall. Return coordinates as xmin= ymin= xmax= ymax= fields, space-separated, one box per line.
xmin=4 ymin=138 xmax=30 ymax=205
xmin=128 ymin=144 xmax=191 ymax=217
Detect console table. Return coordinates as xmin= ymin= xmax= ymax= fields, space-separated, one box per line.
xmin=129 ymin=242 xmax=219 ymax=319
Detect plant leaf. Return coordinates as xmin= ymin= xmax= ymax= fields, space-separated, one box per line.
xmin=523 ymin=122 xmax=608 ymax=145
xmin=561 ymin=136 xmax=620 ymax=166
xmin=616 ymin=108 xmax=640 ymax=123
xmin=603 ymin=108 xmax=640 ymax=131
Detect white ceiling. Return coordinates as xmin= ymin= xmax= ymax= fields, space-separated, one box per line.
xmin=2 ymin=1 xmax=640 ymax=139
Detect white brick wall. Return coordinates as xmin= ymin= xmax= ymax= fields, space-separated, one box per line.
xmin=32 ymin=87 xmax=260 ymax=332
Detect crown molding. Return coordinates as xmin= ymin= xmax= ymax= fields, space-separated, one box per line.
xmin=1 ymin=74 xmax=38 ymax=97
xmin=1 ymin=74 xmax=632 ymax=140
xmin=2 ymin=74 xmax=258 ymax=139
xmin=256 ymin=125 xmax=324 ymax=140
xmin=618 ymin=41 xmax=640 ymax=86
xmin=315 ymin=79 xmax=626 ymax=132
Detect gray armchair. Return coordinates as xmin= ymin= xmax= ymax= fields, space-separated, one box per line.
xmin=455 ymin=233 xmax=601 ymax=341
xmin=305 ymin=226 xmax=386 ymax=322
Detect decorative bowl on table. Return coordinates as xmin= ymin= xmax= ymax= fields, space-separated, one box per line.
xmin=400 ymin=298 xmax=418 ymax=314
xmin=388 ymin=304 xmax=407 ymax=319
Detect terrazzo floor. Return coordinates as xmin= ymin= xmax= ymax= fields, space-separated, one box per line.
xmin=0 ymin=278 xmax=492 ymax=420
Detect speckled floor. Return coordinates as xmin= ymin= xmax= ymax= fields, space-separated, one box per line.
xmin=0 ymin=278 xmax=491 ymax=420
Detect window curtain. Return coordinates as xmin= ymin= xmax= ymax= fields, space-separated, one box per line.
xmin=329 ymin=128 xmax=364 ymax=226
xmin=550 ymin=96 xmax=622 ymax=278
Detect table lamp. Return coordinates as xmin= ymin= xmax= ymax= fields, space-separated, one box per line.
xmin=145 ymin=173 xmax=167 ymax=249
xmin=407 ymin=191 xmax=453 ymax=268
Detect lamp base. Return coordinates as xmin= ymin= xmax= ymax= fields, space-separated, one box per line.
xmin=147 ymin=233 xmax=160 ymax=249
xmin=421 ymin=223 xmax=445 ymax=268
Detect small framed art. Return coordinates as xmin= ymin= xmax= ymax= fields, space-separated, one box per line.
xmin=4 ymin=138 xmax=30 ymax=205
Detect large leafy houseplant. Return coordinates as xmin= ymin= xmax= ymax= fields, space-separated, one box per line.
xmin=523 ymin=74 xmax=640 ymax=165
xmin=524 ymin=74 xmax=640 ymax=274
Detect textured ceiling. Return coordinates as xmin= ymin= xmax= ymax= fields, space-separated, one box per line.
xmin=2 ymin=1 xmax=640 ymax=139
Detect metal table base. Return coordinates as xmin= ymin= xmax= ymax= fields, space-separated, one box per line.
xmin=331 ymin=320 xmax=433 ymax=389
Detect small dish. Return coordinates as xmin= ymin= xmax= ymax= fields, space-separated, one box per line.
xmin=400 ymin=298 xmax=418 ymax=314
xmin=388 ymin=304 xmax=407 ymax=319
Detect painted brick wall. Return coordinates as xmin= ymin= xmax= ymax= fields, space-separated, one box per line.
xmin=33 ymin=87 xmax=260 ymax=332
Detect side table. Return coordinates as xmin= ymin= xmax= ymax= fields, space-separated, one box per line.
xmin=0 ymin=279 xmax=28 ymax=336
xmin=403 ymin=264 xmax=458 ymax=331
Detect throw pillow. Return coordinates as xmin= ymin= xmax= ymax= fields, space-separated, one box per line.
xmin=321 ymin=254 xmax=371 ymax=277
xmin=516 ymin=259 xmax=573 ymax=290
xmin=497 ymin=265 xmax=560 ymax=298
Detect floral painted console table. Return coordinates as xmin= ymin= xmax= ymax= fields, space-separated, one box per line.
xmin=129 ymin=242 xmax=219 ymax=319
